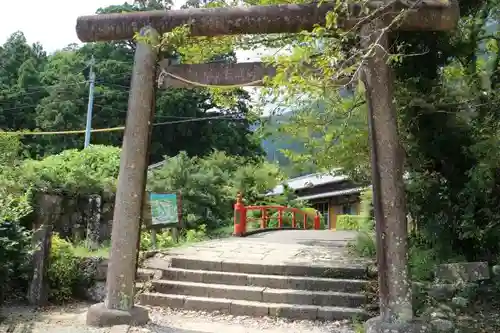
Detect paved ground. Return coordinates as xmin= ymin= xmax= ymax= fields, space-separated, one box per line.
xmin=156 ymin=230 xmax=369 ymax=267
xmin=0 ymin=303 xmax=355 ymax=333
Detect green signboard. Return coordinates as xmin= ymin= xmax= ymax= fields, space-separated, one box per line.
xmin=149 ymin=192 xmax=181 ymax=227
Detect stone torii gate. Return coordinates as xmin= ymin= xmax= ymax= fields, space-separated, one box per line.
xmin=76 ymin=1 xmax=458 ymax=331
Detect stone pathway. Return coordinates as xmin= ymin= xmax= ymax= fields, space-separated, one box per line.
xmin=153 ymin=230 xmax=369 ymax=267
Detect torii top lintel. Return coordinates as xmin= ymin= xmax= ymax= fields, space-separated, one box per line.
xmin=76 ymin=1 xmax=459 ymax=43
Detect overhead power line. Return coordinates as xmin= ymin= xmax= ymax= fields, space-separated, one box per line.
xmin=0 ymin=114 xmax=246 ymax=136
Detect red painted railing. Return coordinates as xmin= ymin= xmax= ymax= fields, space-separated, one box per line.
xmin=233 ymin=193 xmax=321 ymax=236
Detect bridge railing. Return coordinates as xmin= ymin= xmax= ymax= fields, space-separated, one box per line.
xmin=233 ymin=193 xmax=321 ymax=236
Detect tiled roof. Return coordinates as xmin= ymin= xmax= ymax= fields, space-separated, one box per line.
xmin=267 ymin=171 xmax=348 ymax=196
xmin=297 ymin=186 xmax=369 ymax=201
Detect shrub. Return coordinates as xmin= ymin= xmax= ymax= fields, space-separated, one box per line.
xmin=0 ymin=188 xmax=33 ymax=304
xmin=48 ymin=234 xmax=81 ymax=303
xmin=337 ymin=215 xmax=361 ymax=230
xmin=349 ymin=231 xmax=377 ymax=258
xmin=359 ymin=189 xmax=373 ymax=217
xmin=184 ymin=224 xmax=207 ymax=242
xmin=140 ymin=230 xmax=176 ymax=250
xmin=408 ymin=244 xmax=438 ymax=282
xmin=20 ymin=145 xmax=121 ymax=195
xmin=139 ymin=224 xmax=207 ymax=250
xmin=0 ymin=221 xmax=32 ymax=303
xmin=337 ymin=215 xmax=374 ymax=231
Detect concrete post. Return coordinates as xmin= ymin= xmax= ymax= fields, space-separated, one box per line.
xmin=86 ymin=26 xmax=158 ymax=327
xmin=361 ymin=19 xmax=426 ymax=333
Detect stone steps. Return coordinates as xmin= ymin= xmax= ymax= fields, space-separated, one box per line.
xmin=139 ymin=292 xmax=368 ymax=320
xmin=151 ymin=279 xmax=366 ymax=307
xmin=138 ymin=256 xmax=372 ymax=320
xmin=162 ymin=267 xmax=369 ymax=292
xmin=168 ymin=257 xmax=368 ymax=279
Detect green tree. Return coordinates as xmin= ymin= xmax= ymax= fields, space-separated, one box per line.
xmin=0 ymin=32 xmax=48 ymax=154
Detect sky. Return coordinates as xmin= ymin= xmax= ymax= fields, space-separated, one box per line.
xmin=0 ymin=0 xmax=121 ymax=52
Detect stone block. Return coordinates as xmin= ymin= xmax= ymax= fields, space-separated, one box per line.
xmin=86 ymin=303 xmax=149 ymax=327
xmin=430 ymin=319 xmax=454 ymax=332
xmin=434 ymin=262 xmax=489 ymax=283
xmin=451 ymin=296 xmax=468 ymax=308
xmin=206 ymin=284 xmax=264 ymax=302
xmin=206 ymin=271 xmax=248 ymax=285
xmin=184 ymin=296 xmax=231 ymax=313
xmin=263 ymin=288 xmax=314 ymax=305
xmin=135 ymin=269 xmax=156 ymax=282
xmin=177 ymin=269 xmax=204 ymax=283
xmin=428 ymin=283 xmax=457 ymax=301
xmin=247 ymin=274 xmax=286 ymax=289
xmin=318 ymin=306 xmax=368 ymax=321
xmin=316 ymin=291 xmax=366 ymax=307
xmin=268 ymin=304 xmax=318 ymax=320
xmin=230 ymin=300 xmax=270 ymax=316
xmin=220 ymin=261 xmax=242 ymax=273
xmin=95 ymin=260 xmax=109 ymax=281
xmin=171 ymin=257 xmax=222 ymax=271
xmin=85 ymin=281 xmax=106 ymax=302
xmin=138 ymin=292 xmax=186 ymax=308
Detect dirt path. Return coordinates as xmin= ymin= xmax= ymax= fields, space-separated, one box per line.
xmin=0 ymin=303 xmax=355 ymax=333
xmin=134 ymin=307 xmax=355 ymax=333
xmin=0 ymin=303 xmax=109 ymax=333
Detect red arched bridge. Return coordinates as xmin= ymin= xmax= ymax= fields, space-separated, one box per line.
xmin=233 ymin=193 xmax=322 ymax=236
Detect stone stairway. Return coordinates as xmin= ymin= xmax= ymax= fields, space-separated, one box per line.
xmin=136 ymin=256 xmax=372 ymax=321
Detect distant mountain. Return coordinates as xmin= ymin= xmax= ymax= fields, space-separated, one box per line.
xmin=260 ymin=111 xmax=302 ymax=162
xmin=255 ymin=95 xmax=364 ymax=177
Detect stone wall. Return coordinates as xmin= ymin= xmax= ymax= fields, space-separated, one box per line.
xmin=33 ymin=193 xmax=115 ymax=247
xmin=80 ymin=257 xmax=109 ymax=302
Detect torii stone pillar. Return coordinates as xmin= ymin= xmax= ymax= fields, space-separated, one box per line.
xmin=361 ymin=18 xmax=417 ymax=333
xmin=86 ymin=27 xmax=158 ymax=327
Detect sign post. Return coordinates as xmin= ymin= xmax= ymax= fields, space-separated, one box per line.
xmin=147 ymin=192 xmax=182 ymax=248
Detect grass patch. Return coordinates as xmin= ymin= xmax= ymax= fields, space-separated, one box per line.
xmin=348 ymin=231 xmax=376 ymax=259
xmin=69 ymin=223 xmax=232 ymax=258
xmin=72 ymin=244 xmax=110 ymax=258
xmin=208 ymin=225 xmax=233 ymax=239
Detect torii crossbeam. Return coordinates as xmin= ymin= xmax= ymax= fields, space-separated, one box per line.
xmin=76 ymin=1 xmax=459 ymax=332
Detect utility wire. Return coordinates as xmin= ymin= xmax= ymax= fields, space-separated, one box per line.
xmin=0 ymin=114 xmax=246 ymax=136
